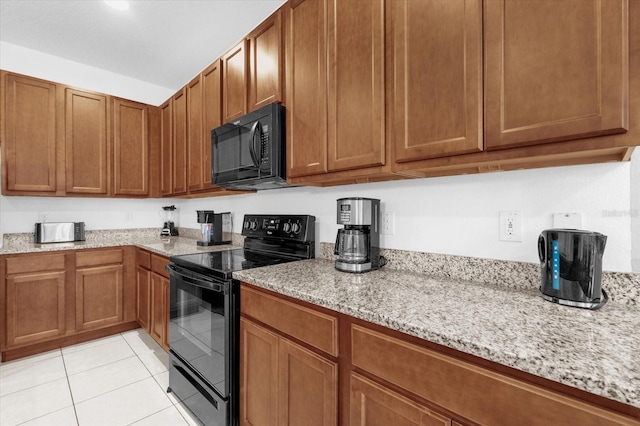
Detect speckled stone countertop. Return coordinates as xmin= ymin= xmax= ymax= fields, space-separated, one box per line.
xmin=0 ymin=228 xmax=242 ymax=257
xmin=234 ymin=258 xmax=640 ymax=409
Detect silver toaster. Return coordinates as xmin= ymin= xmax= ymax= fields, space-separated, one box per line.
xmin=35 ymin=222 xmax=85 ymax=244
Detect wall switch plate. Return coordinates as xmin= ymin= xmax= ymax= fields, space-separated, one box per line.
xmin=499 ymin=211 xmax=522 ymax=242
xmin=382 ymin=211 xmax=395 ymax=235
xmin=553 ymin=212 xmax=583 ymax=229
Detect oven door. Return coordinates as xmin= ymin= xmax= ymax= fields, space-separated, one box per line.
xmin=167 ymin=264 xmax=236 ymax=399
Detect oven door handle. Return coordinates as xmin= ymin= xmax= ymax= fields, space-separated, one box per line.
xmin=166 ymin=264 xmax=226 ymax=293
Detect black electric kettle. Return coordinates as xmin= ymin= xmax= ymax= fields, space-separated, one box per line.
xmin=538 ymin=229 xmax=608 ymax=309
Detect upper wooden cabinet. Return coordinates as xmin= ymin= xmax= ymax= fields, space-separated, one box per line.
xmin=202 ymin=60 xmax=222 ymax=190
xmin=327 ymin=0 xmax=385 ymax=172
xmin=248 ymin=9 xmax=284 ymax=110
xmin=172 ymin=87 xmax=188 ymax=195
xmin=159 ymin=99 xmax=173 ymax=196
xmin=286 ymin=0 xmax=328 ymax=178
xmin=484 ymin=0 xmax=628 ymax=150
xmin=113 ymin=98 xmax=148 ymax=196
xmin=392 ymin=0 xmax=483 ymax=163
xmin=187 ymin=74 xmax=205 ymax=192
xmin=65 ymin=88 xmax=110 ymax=195
xmin=222 ymin=40 xmax=249 ymax=122
xmin=3 ymin=73 xmax=60 ymax=194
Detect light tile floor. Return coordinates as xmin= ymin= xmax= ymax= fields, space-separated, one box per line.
xmin=0 ymin=329 xmax=202 ymax=426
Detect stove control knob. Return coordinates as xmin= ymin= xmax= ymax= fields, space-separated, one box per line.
xmin=249 ymin=221 xmax=258 ymax=231
xmin=244 ymin=220 xmax=250 ymax=230
xmin=291 ymin=222 xmax=301 ymax=234
xmin=283 ymin=222 xmax=291 ymax=233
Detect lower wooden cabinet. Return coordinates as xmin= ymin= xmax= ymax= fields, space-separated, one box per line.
xmin=240 ymin=318 xmax=338 ymax=426
xmin=75 ymin=249 xmax=124 ymax=331
xmin=5 ymin=270 xmax=67 ymax=348
xmin=136 ymin=266 xmax=151 ymax=331
xmin=350 ymin=373 xmax=451 ymax=426
xmin=1 ymin=248 xmax=137 ymax=361
xmin=149 ymin=271 xmax=169 ymax=350
xmin=135 ymin=251 xmax=170 ymax=351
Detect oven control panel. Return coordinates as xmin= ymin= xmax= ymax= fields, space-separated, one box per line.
xmin=242 ymin=214 xmax=316 ymax=242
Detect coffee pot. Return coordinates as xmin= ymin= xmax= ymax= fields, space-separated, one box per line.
xmin=335 ymin=197 xmax=380 ymax=273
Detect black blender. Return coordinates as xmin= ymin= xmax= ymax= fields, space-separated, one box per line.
xmin=161 ymin=205 xmax=179 ymax=236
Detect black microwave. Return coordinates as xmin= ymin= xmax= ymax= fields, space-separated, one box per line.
xmin=211 ymin=102 xmax=288 ymax=190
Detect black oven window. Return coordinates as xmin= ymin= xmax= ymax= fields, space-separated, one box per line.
xmin=170 ymin=279 xmax=228 ymax=394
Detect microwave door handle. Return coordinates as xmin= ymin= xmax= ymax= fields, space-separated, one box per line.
xmin=249 ymin=121 xmax=261 ymax=168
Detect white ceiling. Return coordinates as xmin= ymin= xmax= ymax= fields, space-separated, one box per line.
xmin=0 ymin=0 xmax=286 ymax=91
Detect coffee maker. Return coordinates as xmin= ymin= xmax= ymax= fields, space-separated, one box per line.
xmin=197 ymin=210 xmax=232 ymax=246
xmin=538 ymin=229 xmax=608 ymax=309
xmin=161 ymin=205 xmax=179 ymax=236
xmin=335 ymin=197 xmax=380 ymax=273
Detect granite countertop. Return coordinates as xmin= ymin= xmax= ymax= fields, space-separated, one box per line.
xmin=0 ymin=229 xmax=241 ymax=258
xmin=233 ymin=258 xmax=640 ymax=409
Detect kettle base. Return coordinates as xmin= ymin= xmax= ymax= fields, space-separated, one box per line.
xmin=540 ymin=288 xmax=608 ymax=310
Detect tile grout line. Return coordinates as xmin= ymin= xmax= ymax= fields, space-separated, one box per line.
xmin=60 ymin=349 xmax=81 ymax=426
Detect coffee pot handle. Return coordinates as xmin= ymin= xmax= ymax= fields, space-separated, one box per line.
xmin=334 ymin=230 xmax=341 ymax=255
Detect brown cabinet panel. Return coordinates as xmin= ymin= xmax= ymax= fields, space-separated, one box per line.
xmin=150 ymin=272 xmax=169 ymax=350
xmin=484 ymin=0 xmax=628 ymax=150
xmin=136 ymin=267 xmax=151 ymax=332
xmin=278 ymin=337 xmax=338 ymax=426
xmin=241 ymin=284 xmax=338 ymax=356
xmin=75 ymin=264 xmax=123 ymax=331
xmin=249 ymin=9 xmax=284 ymax=110
xmin=285 ymin=0 xmax=328 ymax=178
xmin=151 ymin=254 xmax=169 ymax=278
xmin=160 ymin=99 xmax=173 ymax=196
xmin=6 ymin=253 xmax=65 ymax=275
xmin=350 ymin=373 xmax=452 ymax=426
xmin=202 ymin=60 xmax=223 ymax=189
xmin=65 ymin=88 xmax=109 ymax=194
xmin=4 ymin=74 xmax=58 ymax=193
xmin=393 ymin=0 xmax=482 ymax=163
xmin=172 ymin=88 xmax=188 ymax=195
xmin=351 ymin=324 xmax=634 ymax=426
xmin=187 ymin=75 xmax=205 ymax=191
xmin=76 ymin=248 xmax=123 ymax=268
xmin=137 ymin=248 xmax=151 ymax=270
xmin=113 ymin=98 xmax=148 ymax=196
xmin=6 ymin=271 xmax=66 ymax=347
xmin=240 ymin=318 xmax=279 ymax=426
xmin=223 ymin=40 xmax=249 ymax=122
xmin=327 ymin=0 xmax=385 ymax=172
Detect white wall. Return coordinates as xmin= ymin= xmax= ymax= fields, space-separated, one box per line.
xmin=0 ymin=42 xmax=173 ymax=105
xmin=0 ymin=42 xmax=637 ymax=272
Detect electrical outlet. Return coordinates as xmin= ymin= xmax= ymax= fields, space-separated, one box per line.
xmin=382 ymin=211 xmax=395 ymax=235
xmin=499 ymin=211 xmax=522 ymax=242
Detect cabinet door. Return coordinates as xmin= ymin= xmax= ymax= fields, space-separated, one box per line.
xmin=136 ymin=267 xmax=151 ymax=332
xmin=240 ymin=318 xmax=279 ymax=426
xmin=172 ymin=88 xmax=188 ymax=195
xmin=76 ymin=264 xmax=124 ymax=331
xmin=65 ymin=88 xmax=110 ymax=195
xmin=278 ymin=338 xmax=338 ymax=426
xmin=187 ymin=75 xmax=205 ymax=191
xmin=286 ymin=0 xmax=328 ymax=178
xmin=249 ymin=9 xmax=284 ymax=110
xmin=327 ymin=0 xmax=385 ymax=172
xmin=4 ymin=74 xmax=58 ymax=193
xmin=202 ymin=60 xmax=222 ymax=190
xmin=113 ymin=98 xmax=148 ymax=196
xmin=223 ymin=40 xmax=248 ymax=122
xmin=484 ymin=0 xmax=628 ymax=150
xmin=160 ymin=99 xmax=173 ymax=196
xmin=393 ymin=0 xmax=482 ymax=163
xmin=350 ymin=373 xmax=451 ymax=426
xmin=150 ymin=272 xmax=169 ymax=350
xmin=6 ymin=271 xmax=66 ymax=347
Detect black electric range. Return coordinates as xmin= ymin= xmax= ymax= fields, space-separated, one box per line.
xmin=166 ymin=214 xmax=315 ymax=426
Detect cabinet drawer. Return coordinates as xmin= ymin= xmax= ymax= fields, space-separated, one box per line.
xmin=151 ymin=254 xmax=169 ymax=278
xmin=351 ymin=325 xmax=634 ymax=426
xmin=76 ymin=249 xmax=123 ymax=268
xmin=241 ymin=285 xmax=338 ymax=357
xmin=6 ymin=253 xmax=66 ymax=275
xmin=137 ymin=249 xmax=151 ymax=270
